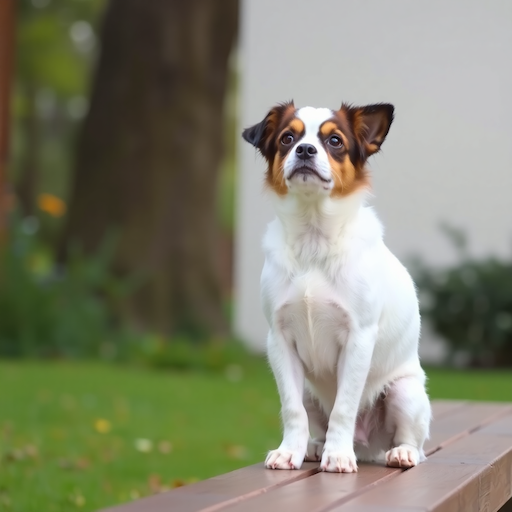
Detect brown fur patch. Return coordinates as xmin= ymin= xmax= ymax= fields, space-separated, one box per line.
xmin=263 ymin=106 xmax=302 ymax=195
xmin=287 ymin=118 xmax=305 ymax=135
xmin=320 ymin=115 xmax=370 ymax=198
xmin=328 ymin=154 xmax=370 ymax=198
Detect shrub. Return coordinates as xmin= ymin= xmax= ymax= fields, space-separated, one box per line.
xmin=0 ymin=216 xmax=251 ymax=371
xmin=132 ymin=334 xmax=254 ymax=372
xmin=414 ymin=225 xmax=512 ymax=367
xmin=0 ymin=216 xmax=133 ymax=359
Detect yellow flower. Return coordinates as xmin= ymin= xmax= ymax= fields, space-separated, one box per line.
xmin=94 ymin=419 xmax=111 ymax=434
xmin=37 ymin=193 xmax=66 ymax=217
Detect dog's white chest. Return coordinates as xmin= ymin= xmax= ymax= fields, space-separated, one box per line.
xmin=276 ymin=269 xmax=351 ymax=375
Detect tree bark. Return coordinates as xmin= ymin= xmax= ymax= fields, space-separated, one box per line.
xmin=60 ymin=0 xmax=238 ymax=339
xmin=16 ymin=83 xmax=39 ymax=216
xmin=0 ymin=0 xmax=15 ymax=240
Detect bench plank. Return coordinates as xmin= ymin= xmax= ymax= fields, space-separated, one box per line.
xmin=219 ymin=464 xmax=400 ymax=512
xmin=425 ymin=402 xmax=511 ymax=454
xmin=99 ymin=401 xmax=512 ymax=512
xmin=204 ymin=402 xmax=500 ymax=512
xmin=101 ymin=463 xmax=319 ymax=512
xmin=430 ymin=400 xmax=467 ymax=420
xmin=479 ymin=412 xmax=512 ymax=437
xmin=330 ymin=430 xmax=512 ymax=512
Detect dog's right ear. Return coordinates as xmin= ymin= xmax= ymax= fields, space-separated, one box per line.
xmin=242 ymin=101 xmax=295 ymax=159
xmin=242 ymin=118 xmax=267 ymax=149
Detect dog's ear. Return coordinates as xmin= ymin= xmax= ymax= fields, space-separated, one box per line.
xmin=242 ymin=119 xmax=267 ymax=149
xmin=242 ymin=101 xmax=295 ymax=159
xmin=343 ymin=103 xmax=394 ymax=159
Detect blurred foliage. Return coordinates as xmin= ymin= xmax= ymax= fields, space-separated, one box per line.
xmin=6 ymin=0 xmax=237 ymax=351
xmin=11 ymin=0 xmax=237 ymax=229
xmin=0 ymin=213 xmax=134 ymax=358
xmin=414 ymin=224 xmax=512 ymax=367
xmin=12 ymin=0 xmax=105 ymax=204
xmin=0 ymin=211 xmax=242 ymax=368
xmin=133 ymin=335 xmax=252 ymax=372
xmin=17 ymin=0 xmax=103 ymax=94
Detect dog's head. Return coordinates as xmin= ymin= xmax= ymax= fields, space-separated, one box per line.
xmin=242 ymin=102 xmax=394 ymax=197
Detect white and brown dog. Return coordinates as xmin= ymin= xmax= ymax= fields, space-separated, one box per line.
xmin=242 ymin=101 xmax=431 ymax=473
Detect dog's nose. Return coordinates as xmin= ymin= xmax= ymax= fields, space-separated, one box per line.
xmin=296 ymin=144 xmax=317 ymax=160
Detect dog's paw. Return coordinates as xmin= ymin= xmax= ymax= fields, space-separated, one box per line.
xmin=386 ymin=445 xmax=419 ymax=468
xmin=265 ymin=449 xmax=304 ymax=470
xmin=305 ymin=439 xmax=324 ymax=462
xmin=320 ymin=450 xmax=358 ymax=473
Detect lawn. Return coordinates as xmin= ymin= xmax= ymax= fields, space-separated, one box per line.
xmin=1 ymin=360 xmax=511 ymax=512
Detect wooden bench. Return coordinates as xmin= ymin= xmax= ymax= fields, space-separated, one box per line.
xmin=101 ymin=400 xmax=512 ymax=512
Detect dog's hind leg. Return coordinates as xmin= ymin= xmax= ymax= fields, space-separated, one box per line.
xmin=303 ymin=389 xmax=328 ymax=461
xmin=384 ymin=375 xmax=431 ymax=468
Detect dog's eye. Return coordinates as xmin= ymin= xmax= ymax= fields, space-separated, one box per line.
xmin=328 ymin=135 xmax=343 ymax=148
xmin=280 ymin=132 xmax=295 ymax=146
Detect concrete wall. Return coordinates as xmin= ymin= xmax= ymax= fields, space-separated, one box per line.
xmin=235 ymin=0 xmax=512 ymax=355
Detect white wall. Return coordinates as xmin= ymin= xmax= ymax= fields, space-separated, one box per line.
xmin=235 ymin=0 xmax=512 ymax=354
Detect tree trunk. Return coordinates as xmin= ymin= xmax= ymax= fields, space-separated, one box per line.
xmin=0 ymin=0 xmax=15 ymax=240
xmin=60 ymin=0 xmax=238 ymax=339
xmin=16 ymin=83 xmax=39 ymax=216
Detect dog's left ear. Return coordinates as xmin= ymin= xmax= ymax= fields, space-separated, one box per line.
xmin=242 ymin=118 xmax=267 ymax=149
xmin=242 ymin=101 xmax=295 ymax=159
xmin=344 ymin=103 xmax=394 ymax=158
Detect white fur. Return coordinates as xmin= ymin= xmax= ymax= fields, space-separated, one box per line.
xmin=261 ymin=107 xmax=431 ymax=472
xmin=284 ymin=107 xmax=334 ymax=193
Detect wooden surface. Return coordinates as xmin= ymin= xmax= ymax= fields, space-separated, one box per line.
xmin=0 ymin=0 xmax=14 ymax=238
xmin=100 ymin=400 xmax=512 ymax=512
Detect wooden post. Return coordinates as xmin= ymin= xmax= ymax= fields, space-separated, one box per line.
xmin=0 ymin=0 xmax=15 ymax=240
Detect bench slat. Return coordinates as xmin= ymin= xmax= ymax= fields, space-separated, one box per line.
xmin=206 ymin=402 xmax=501 ymax=512
xmin=425 ymin=402 xmax=510 ymax=454
xmin=218 ymin=464 xmax=400 ymax=512
xmin=430 ymin=400 xmax=467 ymax=420
xmin=100 ymin=462 xmax=319 ymax=512
xmin=99 ymin=401 xmax=512 ymax=512
xmin=330 ymin=429 xmax=512 ymax=512
xmin=479 ymin=412 xmax=512 ymax=437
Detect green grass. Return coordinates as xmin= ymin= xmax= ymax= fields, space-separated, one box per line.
xmin=0 ymin=361 xmax=511 ymax=511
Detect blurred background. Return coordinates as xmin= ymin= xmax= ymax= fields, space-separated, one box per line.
xmin=0 ymin=1 xmax=511 ymax=511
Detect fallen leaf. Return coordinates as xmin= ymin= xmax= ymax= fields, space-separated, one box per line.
xmin=68 ymin=489 xmax=85 ymax=507
xmin=148 ymin=474 xmax=162 ymax=493
xmin=75 ymin=495 xmax=85 ymax=507
xmin=5 ymin=449 xmax=24 ymax=462
xmin=58 ymin=457 xmax=90 ymax=471
xmin=0 ymin=492 xmax=11 ymax=508
xmin=75 ymin=458 xmax=90 ymax=470
xmin=24 ymin=445 xmax=39 ymax=459
xmin=94 ymin=419 xmax=112 ymax=434
xmin=158 ymin=441 xmax=172 ymax=454
xmin=59 ymin=458 xmax=74 ymax=470
xmin=135 ymin=438 xmax=153 ymax=453
xmin=225 ymin=444 xmax=249 ymax=460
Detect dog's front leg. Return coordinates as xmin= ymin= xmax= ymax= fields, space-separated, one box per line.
xmin=265 ymin=330 xmax=309 ymax=470
xmin=321 ymin=325 xmax=376 ymax=473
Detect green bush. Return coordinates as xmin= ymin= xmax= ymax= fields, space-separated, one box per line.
xmin=132 ymin=334 xmax=254 ymax=372
xmin=414 ymin=225 xmax=512 ymax=367
xmin=0 ymin=216 xmax=132 ymax=359
xmin=0 ymin=216 xmax=251 ymax=372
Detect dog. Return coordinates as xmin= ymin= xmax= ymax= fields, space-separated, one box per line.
xmin=242 ymin=101 xmax=431 ymax=473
